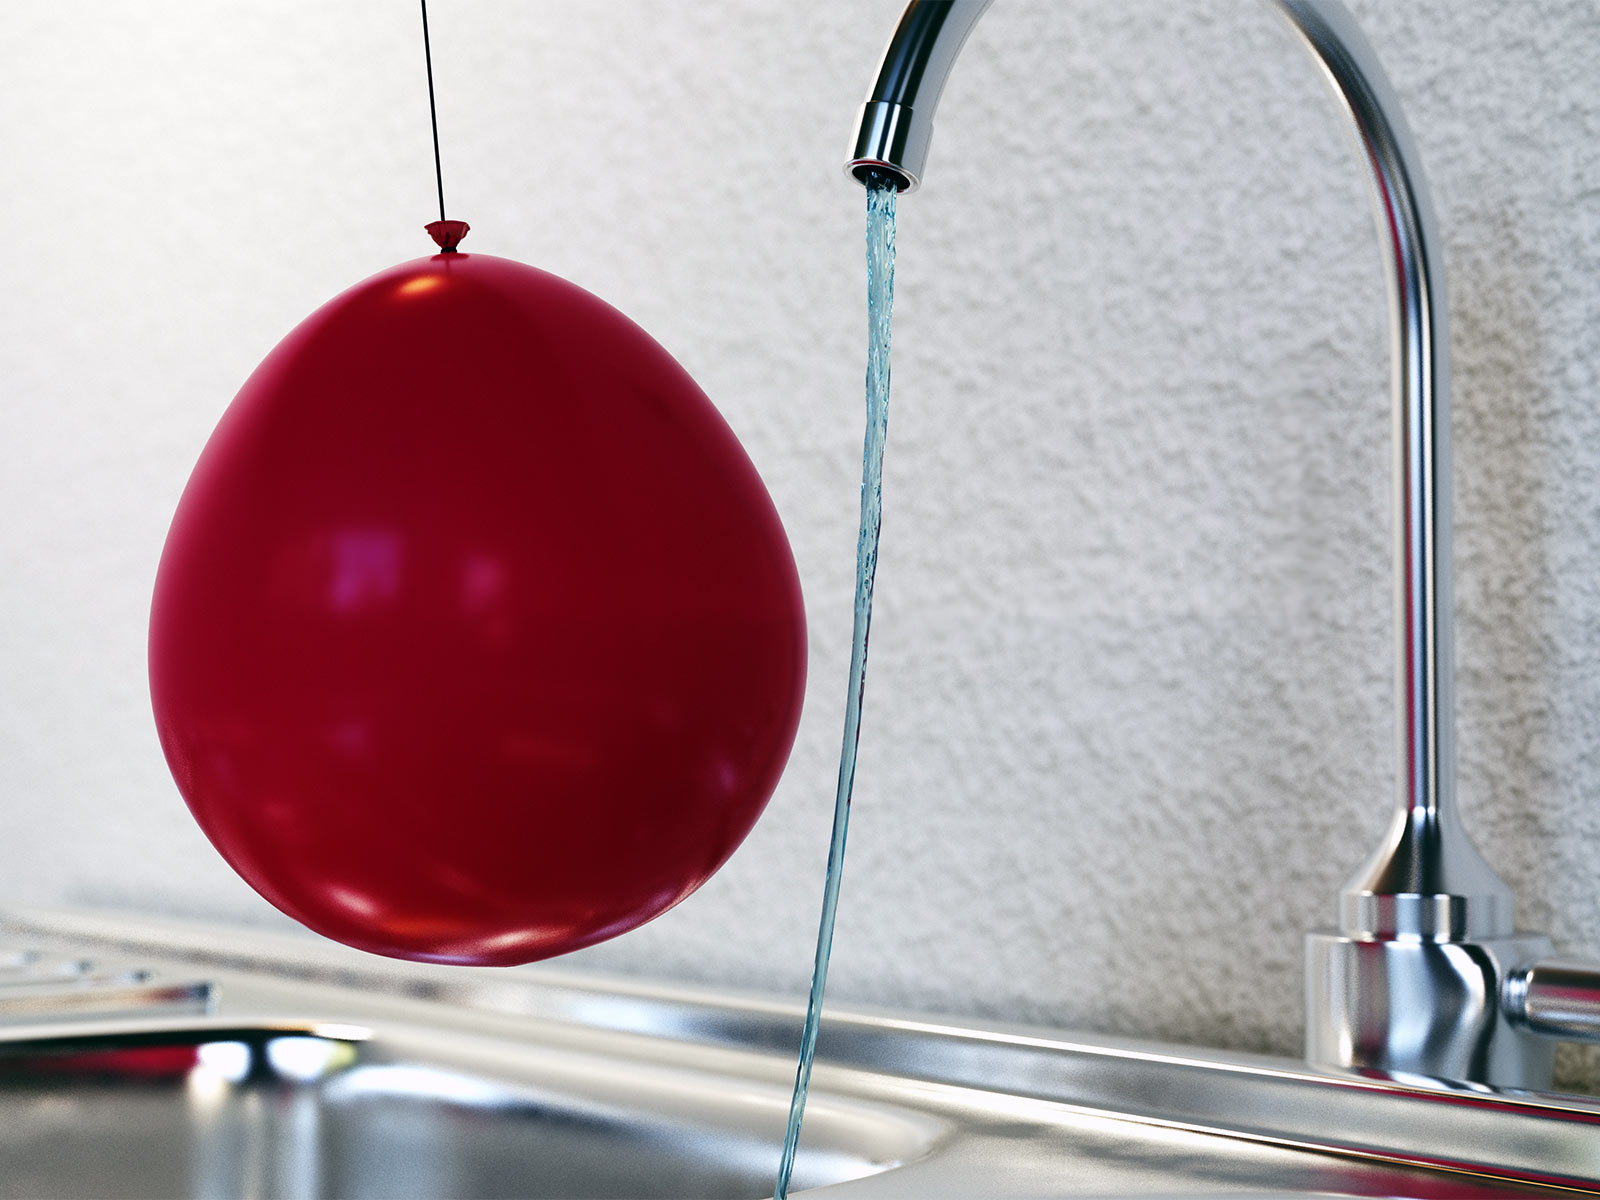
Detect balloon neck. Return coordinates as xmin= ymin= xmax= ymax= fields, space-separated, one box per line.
xmin=425 ymin=219 xmax=470 ymax=253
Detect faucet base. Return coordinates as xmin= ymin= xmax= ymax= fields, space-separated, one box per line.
xmin=1305 ymin=928 xmax=1555 ymax=1088
xmin=1306 ymin=930 xmax=1556 ymax=1090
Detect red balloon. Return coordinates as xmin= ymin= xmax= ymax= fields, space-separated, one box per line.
xmin=149 ymin=248 xmax=807 ymax=966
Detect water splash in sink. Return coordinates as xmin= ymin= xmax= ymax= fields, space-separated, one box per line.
xmin=776 ymin=172 xmax=899 ymax=1199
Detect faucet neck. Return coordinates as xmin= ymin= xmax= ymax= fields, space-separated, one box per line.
xmin=847 ymin=0 xmax=1513 ymax=941
xmin=1271 ymin=0 xmax=1513 ymax=938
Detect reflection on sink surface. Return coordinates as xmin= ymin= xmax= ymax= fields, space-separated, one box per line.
xmin=1 ymin=908 xmax=1598 ymax=1198
xmin=0 ymin=1026 xmax=915 ymax=1199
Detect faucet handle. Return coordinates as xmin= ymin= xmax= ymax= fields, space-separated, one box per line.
xmin=1506 ymin=959 xmax=1600 ymax=1042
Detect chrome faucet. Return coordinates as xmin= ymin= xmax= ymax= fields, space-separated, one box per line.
xmin=848 ymin=0 xmax=1600 ymax=1092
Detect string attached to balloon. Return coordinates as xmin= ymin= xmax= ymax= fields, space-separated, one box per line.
xmin=419 ymin=0 xmax=448 ymax=227
xmin=149 ymin=8 xmax=806 ymax=967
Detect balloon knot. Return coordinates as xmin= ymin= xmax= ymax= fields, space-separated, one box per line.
xmin=425 ymin=219 xmax=470 ymax=252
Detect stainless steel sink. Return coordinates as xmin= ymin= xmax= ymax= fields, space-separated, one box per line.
xmin=0 ymin=908 xmax=1597 ymax=1197
xmin=0 ymin=1024 xmax=927 ymax=1199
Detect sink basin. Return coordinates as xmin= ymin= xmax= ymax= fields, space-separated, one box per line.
xmin=0 ymin=1024 xmax=925 ymax=1198
xmin=0 ymin=907 xmax=1596 ymax=1197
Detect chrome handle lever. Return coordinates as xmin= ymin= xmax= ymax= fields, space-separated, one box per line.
xmin=1506 ymin=960 xmax=1600 ymax=1042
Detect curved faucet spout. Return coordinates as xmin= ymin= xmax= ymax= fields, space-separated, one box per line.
xmin=848 ymin=0 xmax=1505 ymax=942
xmin=843 ymin=1 xmax=1578 ymax=1088
xmin=848 ymin=0 xmax=991 ymax=193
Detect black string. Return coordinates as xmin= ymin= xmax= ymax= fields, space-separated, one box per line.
xmin=421 ymin=0 xmax=446 ymax=223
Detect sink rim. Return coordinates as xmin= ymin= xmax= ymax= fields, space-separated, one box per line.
xmin=4 ymin=905 xmax=1600 ymax=1195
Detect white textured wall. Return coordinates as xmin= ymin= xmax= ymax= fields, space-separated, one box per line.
xmin=3 ymin=1 xmax=1599 ymax=1078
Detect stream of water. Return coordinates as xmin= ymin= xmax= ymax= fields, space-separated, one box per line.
xmin=773 ymin=174 xmax=898 ymax=1200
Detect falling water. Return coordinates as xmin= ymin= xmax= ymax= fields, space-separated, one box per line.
xmin=774 ymin=173 xmax=898 ymax=1200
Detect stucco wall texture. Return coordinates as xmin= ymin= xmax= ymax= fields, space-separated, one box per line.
xmin=3 ymin=0 xmax=1599 ymax=1081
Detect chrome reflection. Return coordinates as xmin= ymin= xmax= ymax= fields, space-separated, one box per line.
xmin=325 ymin=1061 xmax=514 ymax=1107
xmin=196 ymin=1039 xmax=251 ymax=1083
xmin=268 ymin=1036 xmax=359 ymax=1084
